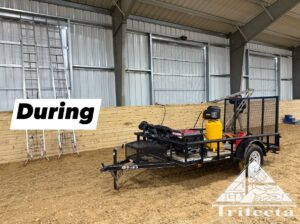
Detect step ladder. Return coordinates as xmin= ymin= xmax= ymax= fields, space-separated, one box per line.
xmin=46 ymin=22 xmax=78 ymax=158
xmin=20 ymin=19 xmax=47 ymax=164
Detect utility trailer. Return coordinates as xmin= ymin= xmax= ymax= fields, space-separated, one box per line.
xmin=101 ymin=96 xmax=280 ymax=190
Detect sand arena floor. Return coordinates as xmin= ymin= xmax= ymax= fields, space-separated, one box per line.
xmin=1 ymin=124 xmax=300 ymax=224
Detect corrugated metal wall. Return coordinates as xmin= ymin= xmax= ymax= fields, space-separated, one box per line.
xmin=71 ymin=24 xmax=116 ymax=107
xmin=249 ymin=53 xmax=277 ymax=97
xmin=0 ymin=1 xmax=295 ymax=108
xmin=125 ymin=32 xmax=150 ymax=105
xmin=0 ymin=1 xmax=116 ymax=109
xmin=152 ymin=39 xmax=205 ymax=104
xmin=245 ymin=44 xmax=293 ymax=99
xmin=0 ymin=19 xmax=64 ymax=109
xmin=0 ymin=0 xmax=112 ymax=26
xmin=209 ymin=46 xmax=230 ymax=100
xmin=280 ymin=56 xmax=293 ymax=100
xmin=247 ymin=43 xmax=292 ymax=57
xmin=0 ymin=20 xmax=22 ymax=109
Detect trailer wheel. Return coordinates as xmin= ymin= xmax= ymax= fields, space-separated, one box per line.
xmin=238 ymin=144 xmax=263 ymax=171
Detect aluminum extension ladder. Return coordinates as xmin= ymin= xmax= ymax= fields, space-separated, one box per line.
xmin=20 ymin=18 xmax=47 ymax=164
xmin=46 ymin=22 xmax=78 ymax=158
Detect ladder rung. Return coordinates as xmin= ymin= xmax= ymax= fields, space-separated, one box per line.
xmin=54 ymin=68 xmax=65 ymax=71
xmin=21 ymin=27 xmax=34 ymax=30
xmin=21 ymin=25 xmax=34 ymax=29
xmin=21 ymin=37 xmax=35 ymax=40
xmin=25 ymin=78 xmax=38 ymax=80
xmin=49 ymin=46 xmax=63 ymax=49
xmin=23 ymin=50 xmax=36 ymax=53
xmin=49 ymin=37 xmax=60 ymax=39
xmin=55 ymin=78 xmax=67 ymax=81
xmin=24 ymin=68 xmax=37 ymax=71
xmin=21 ymin=28 xmax=34 ymax=32
xmin=26 ymin=88 xmax=39 ymax=90
xmin=49 ymin=45 xmax=62 ymax=48
xmin=48 ymin=28 xmax=59 ymax=31
xmin=23 ymin=44 xmax=37 ymax=47
xmin=50 ymin=54 xmax=63 ymax=56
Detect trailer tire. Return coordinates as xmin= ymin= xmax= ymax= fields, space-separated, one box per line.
xmin=238 ymin=144 xmax=264 ymax=171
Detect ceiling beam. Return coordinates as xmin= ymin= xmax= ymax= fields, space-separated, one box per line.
xmin=138 ymin=0 xmax=243 ymax=26
xmin=111 ymin=0 xmax=137 ymax=35
xmin=247 ymin=0 xmax=300 ymax=44
xmin=247 ymin=0 xmax=300 ymax=22
xmin=234 ymin=0 xmax=300 ymax=45
xmin=246 ymin=0 xmax=271 ymax=7
xmin=230 ymin=0 xmax=300 ymax=94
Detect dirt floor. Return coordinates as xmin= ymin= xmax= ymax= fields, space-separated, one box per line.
xmin=1 ymin=124 xmax=300 ymax=224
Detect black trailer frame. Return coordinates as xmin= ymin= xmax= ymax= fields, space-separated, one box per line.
xmin=101 ymin=96 xmax=280 ymax=189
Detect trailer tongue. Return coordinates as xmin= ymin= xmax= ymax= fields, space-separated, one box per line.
xmin=101 ymin=96 xmax=280 ymax=190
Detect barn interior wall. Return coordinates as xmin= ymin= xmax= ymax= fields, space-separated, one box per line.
xmin=0 ymin=0 xmax=295 ymax=107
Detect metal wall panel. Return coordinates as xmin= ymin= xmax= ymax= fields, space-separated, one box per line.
xmin=0 ymin=15 xmax=115 ymax=109
xmin=0 ymin=20 xmax=52 ymax=110
xmin=126 ymin=32 xmax=149 ymax=70
xmin=0 ymin=0 xmax=112 ymax=25
xmin=209 ymin=46 xmax=230 ymax=100
xmin=280 ymin=56 xmax=293 ymax=79
xmin=152 ymin=40 xmax=205 ymax=104
xmin=280 ymin=80 xmax=292 ymax=100
xmin=71 ymin=24 xmax=114 ymax=67
xmin=0 ymin=67 xmax=22 ymax=109
xmin=247 ymin=43 xmax=292 ymax=56
xmin=249 ymin=54 xmax=277 ymax=97
xmin=280 ymin=56 xmax=293 ymax=100
xmin=0 ymin=19 xmax=70 ymax=110
xmin=125 ymin=72 xmax=150 ymax=106
xmin=71 ymin=24 xmax=116 ymax=106
xmin=125 ymin=32 xmax=150 ymax=105
xmin=72 ymin=70 xmax=116 ymax=107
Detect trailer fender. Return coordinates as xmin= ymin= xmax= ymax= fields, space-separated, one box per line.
xmin=235 ymin=139 xmax=266 ymax=160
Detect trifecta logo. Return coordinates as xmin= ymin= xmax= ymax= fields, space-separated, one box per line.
xmin=10 ymin=99 xmax=101 ymax=130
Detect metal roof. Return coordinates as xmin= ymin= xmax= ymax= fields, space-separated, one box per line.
xmin=64 ymin=0 xmax=300 ymax=48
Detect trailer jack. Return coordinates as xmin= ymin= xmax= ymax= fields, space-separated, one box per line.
xmin=101 ymin=163 xmax=120 ymax=190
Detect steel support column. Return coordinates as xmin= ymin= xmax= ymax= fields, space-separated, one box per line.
xmin=230 ymin=0 xmax=300 ymax=94
xmin=112 ymin=0 xmax=136 ymax=106
xmin=293 ymin=46 xmax=300 ymax=99
xmin=230 ymin=32 xmax=245 ymax=93
xmin=112 ymin=1 xmax=126 ymax=106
